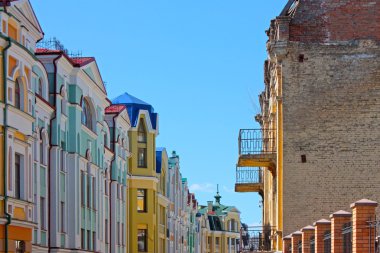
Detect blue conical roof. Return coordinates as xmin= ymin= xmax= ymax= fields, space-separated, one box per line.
xmin=112 ymin=92 xmax=158 ymax=130
xmin=113 ymin=92 xmax=150 ymax=106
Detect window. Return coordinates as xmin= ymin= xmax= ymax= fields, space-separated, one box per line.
xmin=38 ymin=78 xmax=43 ymax=96
xmin=8 ymin=148 xmax=12 ymax=190
xmin=105 ymin=219 xmax=109 ymax=244
xmin=81 ymin=172 xmax=85 ymax=206
xmin=60 ymin=201 xmax=65 ymax=232
xmin=87 ymin=230 xmax=91 ymax=250
xmin=81 ymin=229 xmax=85 ymax=249
xmin=104 ymin=133 xmax=108 ymax=148
xmin=93 ymin=232 xmax=96 ymax=251
xmin=137 ymin=189 xmax=147 ymax=212
xmin=81 ymin=98 xmax=92 ymax=130
xmin=117 ymin=222 xmax=120 ymax=245
xmin=216 ymin=237 xmax=220 ymax=251
xmin=15 ymin=79 xmax=21 ymax=109
xmin=15 ymin=153 xmax=21 ymax=199
xmin=40 ymin=197 xmax=45 ymax=230
xmin=138 ymin=148 xmax=147 ymax=168
xmin=122 ymin=223 xmax=125 ymax=246
xmin=40 ymin=141 xmax=44 ymax=165
xmin=60 ymin=144 xmax=65 ymax=172
xmin=87 ymin=175 xmax=91 ymax=207
xmin=92 ymin=177 xmax=96 ymax=209
xmin=104 ymin=178 xmax=108 ymax=196
xmin=15 ymin=240 xmax=25 ymax=253
xmin=138 ymin=122 xmax=147 ymax=143
xmin=138 ymin=229 xmax=147 ymax=252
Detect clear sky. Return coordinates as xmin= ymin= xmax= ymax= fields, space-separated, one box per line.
xmin=31 ymin=0 xmax=288 ymax=227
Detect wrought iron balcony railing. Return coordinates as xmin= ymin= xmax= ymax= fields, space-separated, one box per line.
xmin=240 ymin=226 xmax=276 ymax=252
xmin=236 ymin=167 xmax=263 ymax=185
xmin=238 ymin=129 xmax=276 ymax=156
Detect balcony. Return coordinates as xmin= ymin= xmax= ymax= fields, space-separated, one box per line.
xmin=240 ymin=226 xmax=277 ymax=252
xmin=238 ymin=129 xmax=276 ymax=168
xmin=235 ymin=167 xmax=263 ymax=194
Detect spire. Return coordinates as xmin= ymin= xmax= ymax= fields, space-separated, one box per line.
xmin=214 ymin=184 xmax=222 ymax=205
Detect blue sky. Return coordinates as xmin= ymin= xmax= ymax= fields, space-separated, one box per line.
xmin=31 ymin=0 xmax=288 ymax=226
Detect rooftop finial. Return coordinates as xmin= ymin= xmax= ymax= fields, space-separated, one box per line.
xmin=215 ymin=184 xmax=221 ymax=205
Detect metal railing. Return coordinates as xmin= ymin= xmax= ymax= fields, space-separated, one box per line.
xmin=238 ymin=129 xmax=276 ymax=156
xmin=236 ymin=167 xmax=263 ymax=185
xmin=240 ymin=226 xmax=276 ymax=252
xmin=324 ymin=231 xmax=331 ymax=253
xmin=298 ymin=240 xmax=302 ymax=253
xmin=310 ymin=236 xmax=315 ymax=253
xmin=342 ymin=222 xmax=352 ymax=253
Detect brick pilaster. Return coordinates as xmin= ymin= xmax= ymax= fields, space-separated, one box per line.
xmin=301 ymin=225 xmax=315 ymax=253
xmin=283 ymin=235 xmax=291 ymax=253
xmin=291 ymin=231 xmax=302 ymax=253
xmin=330 ymin=210 xmax=352 ymax=253
xmin=351 ymin=199 xmax=378 ymax=253
xmin=313 ymin=219 xmax=331 ymax=253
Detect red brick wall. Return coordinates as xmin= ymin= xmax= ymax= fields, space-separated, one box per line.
xmin=289 ymin=0 xmax=380 ymax=42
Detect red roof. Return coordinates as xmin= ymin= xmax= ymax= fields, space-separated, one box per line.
xmin=36 ymin=48 xmax=61 ymax=53
xmin=71 ymin=57 xmax=95 ymax=67
xmin=105 ymin=104 xmax=126 ymax=114
xmin=36 ymin=48 xmax=95 ymax=67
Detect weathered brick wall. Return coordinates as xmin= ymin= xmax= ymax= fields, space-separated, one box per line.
xmin=281 ymin=39 xmax=380 ymax=236
xmin=289 ymin=0 xmax=380 ymax=42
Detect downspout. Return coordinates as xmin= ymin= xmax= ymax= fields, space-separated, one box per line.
xmin=2 ymin=34 xmax=11 ymax=253
xmin=47 ymin=54 xmax=62 ymax=253
xmin=108 ymin=114 xmax=117 ymax=252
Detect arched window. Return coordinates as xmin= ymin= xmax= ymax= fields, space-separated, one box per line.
xmin=15 ymin=79 xmax=21 ymax=109
xmin=81 ymin=98 xmax=92 ymax=130
xmin=38 ymin=78 xmax=43 ymax=96
xmin=138 ymin=121 xmax=147 ymax=143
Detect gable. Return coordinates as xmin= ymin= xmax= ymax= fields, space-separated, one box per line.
xmin=81 ymin=61 xmax=106 ymax=94
xmin=11 ymin=0 xmax=43 ymax=38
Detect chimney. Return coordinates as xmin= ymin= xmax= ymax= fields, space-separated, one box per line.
xmin=207 ymin=201 xmax=213 ymax=213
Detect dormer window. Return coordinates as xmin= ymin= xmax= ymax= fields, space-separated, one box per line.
xmin=81 ymin=98 xmax=93 ymax=130
xmin=138 ymin=121 xmax=147 ymax=143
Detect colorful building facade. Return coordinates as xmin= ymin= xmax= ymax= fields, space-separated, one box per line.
xmin=198 ymin=189 xmax=241 ymax=253
xmin=0 ymin=1 xmax=246 ymax=253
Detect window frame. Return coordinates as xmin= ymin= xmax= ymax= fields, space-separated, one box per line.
xmin=81 ymin=98 xmax=93 ymax=130
xmin=138 ymin=229 xmax=148 ymax=252
xmin=15 ymin=79 xmax=21 ymax=110
xmin=138 ymin=148 xmax=147 ymax=168
xmin=137 ymin=189 xmax=147 ymax=213
xmin=15 ymin=153 xmax=21 ymax=199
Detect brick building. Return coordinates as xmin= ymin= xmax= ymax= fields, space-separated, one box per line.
xmin=235 ymin=0 xmax=380 ymax=251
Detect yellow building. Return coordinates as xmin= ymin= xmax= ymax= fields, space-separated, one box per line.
xmin=112 ymin=92 xmax=159 ymax=253
xmin=198 ymin=188 xmax=241 ymax=253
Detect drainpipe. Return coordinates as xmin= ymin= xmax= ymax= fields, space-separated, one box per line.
xmin=47 ymin=54 xmax=62 ymax=253
xmin=2 ymin=34 xmax=11 ymax=253
xmin=108 ymin=114 xmax=117 ymax=252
